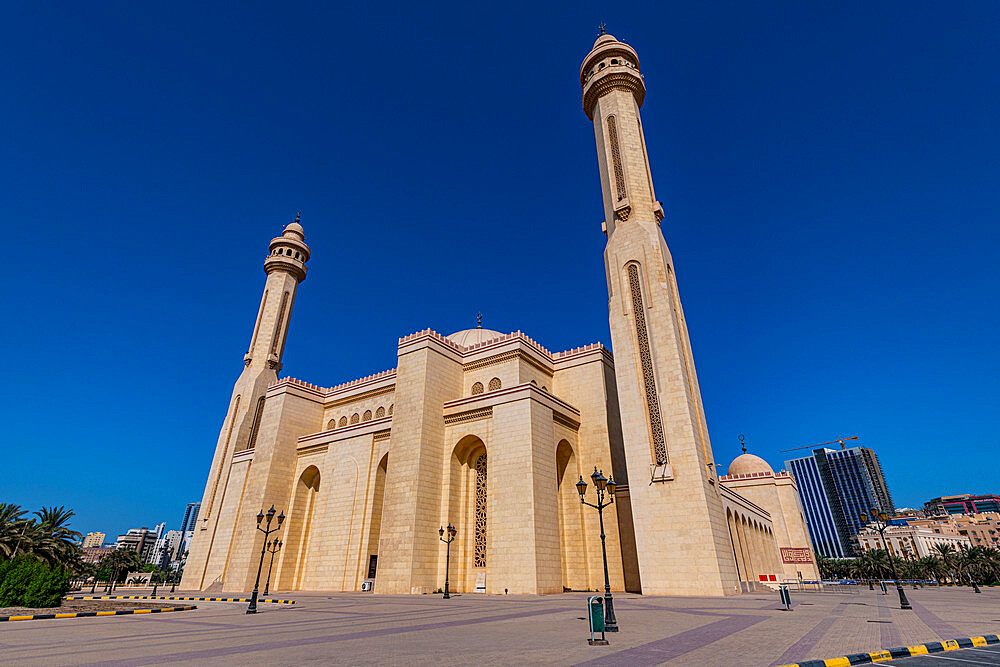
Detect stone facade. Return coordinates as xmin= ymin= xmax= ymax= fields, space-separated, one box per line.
xmin=181 ymin=33 xmax=815 ymax=597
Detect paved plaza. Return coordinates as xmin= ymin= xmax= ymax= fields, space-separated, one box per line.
xmin=2 ymin=586 xmax=998 ymax=665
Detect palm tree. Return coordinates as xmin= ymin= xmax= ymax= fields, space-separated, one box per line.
xmin=916 ymin=556 xmax=944 ymax=584
xmin=0 ymin=503 xmax=30 ymax=558
xmin=934 ymin=543 xmax=960 ymax=584
xmin=30 ymin=506 xmax=82 ymax=565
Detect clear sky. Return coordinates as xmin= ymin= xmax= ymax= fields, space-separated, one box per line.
xmin=1 ymin=2 xmax=997 ymax=540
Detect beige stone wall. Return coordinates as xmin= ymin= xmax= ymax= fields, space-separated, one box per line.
xmin=720 ymin=473 xmax=820 ymax=581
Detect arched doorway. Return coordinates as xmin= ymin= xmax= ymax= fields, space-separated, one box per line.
xmin=556 ymin=440 xmax=587 ymax=590
xmin=364 ymin=453 xmax=388 ymax=585
xmin=449 ymin=435 xmax=487 ymax=593
xmin=277 ymin=465 xmax=320 ymax=590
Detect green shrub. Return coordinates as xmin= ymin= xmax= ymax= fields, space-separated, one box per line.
xmin=0 ymin=557 xmax=71 ymax=608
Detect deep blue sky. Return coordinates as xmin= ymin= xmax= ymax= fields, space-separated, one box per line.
xmin=2 ymin=2 xmax=998 ymax=539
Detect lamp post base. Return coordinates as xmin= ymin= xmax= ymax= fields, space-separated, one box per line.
xmin=604 ymin=592 xmax=619 ymax=632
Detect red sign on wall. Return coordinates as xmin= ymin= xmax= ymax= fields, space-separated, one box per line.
xmin=780 ymin=547 xmax=813 ymax=564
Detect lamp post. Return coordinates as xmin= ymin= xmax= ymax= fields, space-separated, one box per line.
xmin=247 ymin=505 xmax=285 ymax=614
xmin=860 ymin=511 xmax=911 ymax=610
xmin=439 ymin=523 xmax=457 ymax=599
xmin=262 ymin=538 xmax=283 ymax=597
xmin=576 ymin=467 xmax=619 ymax=632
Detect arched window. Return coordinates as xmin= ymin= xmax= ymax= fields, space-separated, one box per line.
xmin=388 ymin=404 xmax=393 ymax=416
xmin=247 ymin=396 xmax=266 ymax=450
xmin=471 ymin=382 xmax=484 ymax=395
xmin=338 ymin=416 xmax=348 ymax=427
xmin=350 ymin=413 xmax=360 ymax=424
xmin=488 ymin=377 xmax=501 ymax=392
xmin=375 ymin=406 xmax=385 ymax=418
xmin=474 ymin=452 xmax=487 ymax=568
xmin=327 ymin=419 xmax=337 ymax=429
xmin=362 ymin=410 xmax=372 ymax=422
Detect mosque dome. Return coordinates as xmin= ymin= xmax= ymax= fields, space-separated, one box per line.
xmin=283 ymin=221 xmax=304 ymax=238
xmin=727 ymin=453 xmax=774 ymax=477
xmin=447 ymin=328 xmax=504 ymax=348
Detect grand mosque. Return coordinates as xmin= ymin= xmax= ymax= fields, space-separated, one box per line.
xmin=181 ymin=33 xmax=817 ymax=597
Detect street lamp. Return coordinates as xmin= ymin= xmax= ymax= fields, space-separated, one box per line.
xmin=262 ymin=538 xmax=283 ymax=597
xmin=439 ymin=523 xmax=457 ymax=599
xmin=577 ymin=467 xmax=619 ymax=632
xmin=247 ymin=505 xmax=285 ymax=614
xmin=860 ymin=511 xmax=911 ymax=610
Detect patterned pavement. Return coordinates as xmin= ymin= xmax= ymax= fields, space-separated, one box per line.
xmin=1 ymin=586 xmax=998 ymax=665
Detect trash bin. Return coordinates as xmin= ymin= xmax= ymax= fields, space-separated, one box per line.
xmin=587 ymin=596 xmax=608 ymax=645
xmin=778 ymin=584 xmax=791 ymax=611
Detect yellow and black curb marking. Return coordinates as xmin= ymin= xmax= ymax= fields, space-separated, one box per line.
xmin=778 ymin=633 xmax=1000 ymax=666
xmin=0 ymin=605 xmax=197 ymax=623
xmin=65 ymin=595 xmax=296 ymax=604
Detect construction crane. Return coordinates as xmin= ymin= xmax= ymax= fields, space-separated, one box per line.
xmin=779 ymin=435 xmax=859 ymax=454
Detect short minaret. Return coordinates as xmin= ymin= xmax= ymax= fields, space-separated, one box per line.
xmin=580 ymin=32 xmax=740 ymax=595
xmin=182 ymin=215 xmax=310 ymax=590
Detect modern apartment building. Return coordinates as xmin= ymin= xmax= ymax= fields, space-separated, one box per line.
xmin=923 ymin=494 xmax=1000 ymax=515
xmin=785 ymin=446 xmax=895 ymax=558
xmin=82 ymin=531 xmax=105 ymax=548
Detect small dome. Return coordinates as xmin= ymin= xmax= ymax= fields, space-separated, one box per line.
xmin=727 ymin=453 xmax=774 ymax=477
xmin=447 ymin=328 xmax=504 ymax=348
xmin=283 ymin=222 xmax=304 ymax=239
xmin=593 ymin=33 xmax=617 ymax=48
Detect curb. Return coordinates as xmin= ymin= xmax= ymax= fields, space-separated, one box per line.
xmin=0 ymin=605 xmax=197 ymax=623
xmin=64 ymin=596 xmax=296 ymax=604
xmin=777 ymin=633 xmax=1000 ymax=666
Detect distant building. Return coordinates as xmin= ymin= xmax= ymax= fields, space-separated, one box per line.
xmin=81 ymin=546 xmax=116 ymax=563
xmin=923 ymin=494 xmax=1000 ymax=515
xmin=178 ymin=502 xmax=200 ymax=553
xmin=150 ymin=530 xmax=184 ymax=565
xmin=116 ymin=527 xmax=161 ymax=562
xmin=82 ymin=532 xmax=105 ymax=548
xmin=856 ymin=523 xmax=969 ymax=558
xmin=785 ymin=446 xmax=895 ymax=558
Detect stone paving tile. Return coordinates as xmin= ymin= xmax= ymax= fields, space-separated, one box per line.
xmin=2 ymin=587 xmax=998 ymax=666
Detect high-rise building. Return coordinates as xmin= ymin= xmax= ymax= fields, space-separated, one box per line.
xmin=923 ymin=494 xmax=1000 ymax=515
xmin=785 ymin=446 xmax=894 ymax=558
xmin=82 ymin=531 xmax=105 ymax=548
xmin=178 ymin=502 xmax=201 ymax=553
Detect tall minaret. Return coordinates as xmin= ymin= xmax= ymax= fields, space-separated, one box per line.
xmin=581 ymin=33 xmax=739 ymax=595
xmin=182 ymin=215 xmax=310 ymax=589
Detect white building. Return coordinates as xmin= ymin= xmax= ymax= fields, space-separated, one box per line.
xmin=856 ymin=524 xmax=970 ymax=558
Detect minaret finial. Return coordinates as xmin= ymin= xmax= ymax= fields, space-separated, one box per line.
xmin=476 ymin=312 xmax=483 ymax=328
xmin=739 ymin=433 xmax=746 ymax=454
xmin=598 ymin=22 xmax=607 ymax=36
xmin=294 ymin=210 xmax=301 ymax=223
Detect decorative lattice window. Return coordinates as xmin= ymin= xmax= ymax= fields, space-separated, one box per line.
xmin=474 ymin=452 xmax=487 ymax=568
xmin=388 ymin=404 xmax=393 ymax=416
xmin=338 ymin=416 xmax=348 ymax=428
xmin=607 ymin=115 xmax=627 ymax=202
xmin=375 ymin=406 xmax=385 ymax=418
xmin=328 ymin=419 xmax=336 ymax=429
xmin=627 ymin=263 xmax=668 ymax=465
xmin=362 ymin=410 xmax=372 ymax=422
xmin=350 ymin=413 xmax=360 ymax=424
xmin=487 ymin=377 xmax=501 ymax=392
xmin=471 ymin=382 xmax=484 ymax=395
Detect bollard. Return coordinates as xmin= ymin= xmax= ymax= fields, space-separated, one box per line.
xmin=778 ymin=584 xmax=791 ymax=611
xmin=587 ymin=596 xmax=609 ymax=645
xmin=879 ymin=580 xmax=887 ymax=595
